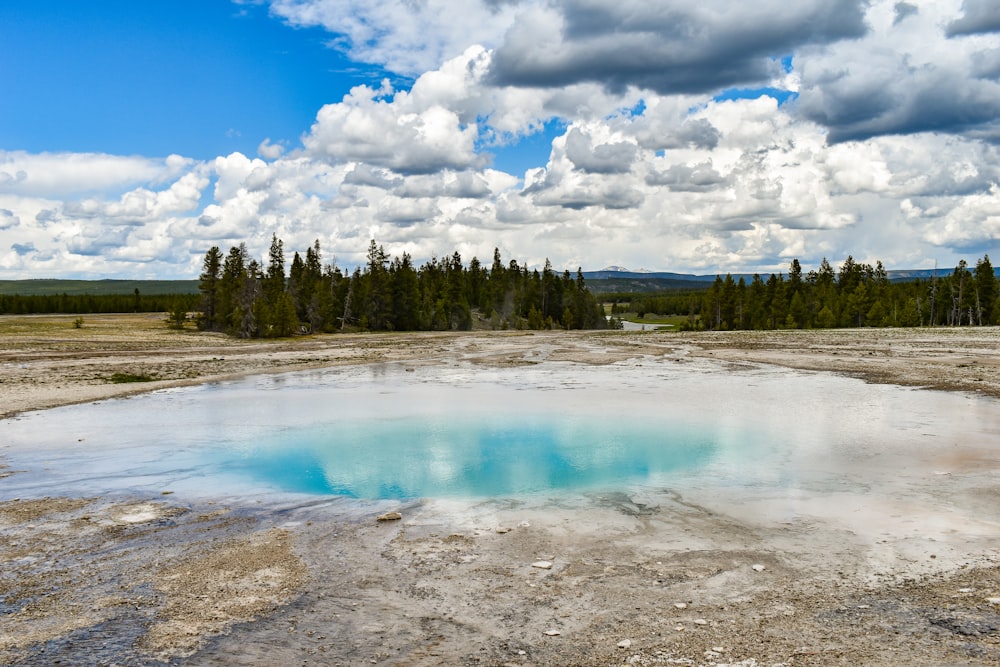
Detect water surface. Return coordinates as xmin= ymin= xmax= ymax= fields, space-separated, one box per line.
xmin=2 ymin=357 xmax=998 ymax=503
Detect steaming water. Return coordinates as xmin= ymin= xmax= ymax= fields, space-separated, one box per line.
xmin=2 ymin=357 xmax=999 ymax=502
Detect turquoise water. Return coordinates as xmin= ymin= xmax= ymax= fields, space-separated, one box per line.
xmin=227 ymin=416 xmax=716 ymax=497
xmin=2 ymin=358 xmax=998 ymax=501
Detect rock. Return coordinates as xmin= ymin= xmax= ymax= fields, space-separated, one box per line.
xmin=376 ymin=511 xmax=402 ymax=522
xmin=693 ymin=619 xmax=708 ymax=626
xmin=544 ymin=629 xmax=561 ymax=636
xmin=986 ymin=597 xmax=1000 ymax=605
xmin=751 ymin=564 xmax=766 ymax=572
xmin=673 ymin=602 xmax=687 ymax=609
xmin=531 ymin=560 xmax=554 ymax=569
xmin=617 ymin=639 xmax=632 ymax=649
xmin=496 ymin=526 xmax=512 ymax=534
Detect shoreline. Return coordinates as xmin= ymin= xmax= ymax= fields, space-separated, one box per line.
xmin=6 ymin=316 xmax=1000 ymax=422
xmin=3 ymin=316 xmax=1000 ymax=665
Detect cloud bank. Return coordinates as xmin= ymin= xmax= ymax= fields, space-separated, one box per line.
xmin=2 ymin=0 xmax=999 ymax=279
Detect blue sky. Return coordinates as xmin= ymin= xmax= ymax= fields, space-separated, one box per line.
xmin=0 ymin=0 xmax=547 ymax=173
xmin=0 ymin=1 xmax=375 ymax=159
xmin=1 ymin=1 xmax=998 ymax=278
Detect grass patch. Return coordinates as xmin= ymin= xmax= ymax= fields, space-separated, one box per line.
xmin=108 ymin=372 xmax=157 ymax=384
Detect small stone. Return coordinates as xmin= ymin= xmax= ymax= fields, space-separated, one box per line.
xmin=712 ymin=646 xmax=724 ymax=653
xmin=986 ymin=597 xmax=1000 ymax=605
xmin=693 ymin=619 xmax=708 ymax=626
xmin=673 ymin=602 xmax=687 ymax=610
xmin=751 ymin=564 xmax=766 ymax=572
xmin=674 ymin=625 xmax=685 ymax=632
xmin=376 ymin=511 xmax=402 ymax=522
xmin=496 ymin=526 xmax=512 ymax=534
xmin=617 ymin=639 xmax=632 ymax=649
xmin=531 ymin=560 xmax=553 ymax=569
xmin=958 ymin=587 xmax=974 ymax=593
xmin=544 ymin=629 xmax=561 ymax=636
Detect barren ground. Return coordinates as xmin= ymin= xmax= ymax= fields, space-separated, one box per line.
xmin=2 ymin=314 xmax=1000 ymax=666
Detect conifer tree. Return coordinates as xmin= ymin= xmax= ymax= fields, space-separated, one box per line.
xmin=197 ymin=246 xmax=223 ymax=330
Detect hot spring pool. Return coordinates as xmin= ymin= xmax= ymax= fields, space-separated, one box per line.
xmin=1 ymin=356 xmax=998 ymax=502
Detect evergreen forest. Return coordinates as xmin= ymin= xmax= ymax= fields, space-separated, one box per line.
xmin=2 ymin=239 xmax=997 ymax=336
xmin=0 ymin=290 xmax=198 ymax=316
xmin=612 ymin=255 xmax=1000 ymax=330
xmin=196 ymin=237 xmax=611 ymax=337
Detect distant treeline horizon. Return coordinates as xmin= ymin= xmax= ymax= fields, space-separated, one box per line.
xmin=613 ymin=255 xmax=999 ymax=330
xmin=1 ymin=250 xmax=998 ymax=332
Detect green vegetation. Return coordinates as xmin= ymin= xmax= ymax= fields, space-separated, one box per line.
xmin=0 ymin=279 xmax=198 ymax=296
xmin=197 ymin=237 xmax=611 ymax=338
xmin=611 ymin=255 xmax=1000 ymax=330
xmin=0 ymin=291 xmax=199 ymax=315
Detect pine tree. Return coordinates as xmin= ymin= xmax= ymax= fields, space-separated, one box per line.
xmin=974 ymin=255 xmax=997 ymax=325
xmin=197 ymin=246 xmax=223 ymax=330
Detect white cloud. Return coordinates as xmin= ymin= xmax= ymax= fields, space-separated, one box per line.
xmin=795 ymin=0 xmax=1000 ymax=143
xmin=3 ymin=0 xmax=1000 ymax=278
xmin=257 ymin=138 xmax=286 ymax=159
xmin=268 ymin=0 xmax=534 ymax=74
xmin=0 ymin=209 xmax=19 ymax=231
xmin=0 ymin=151 xmax=193 ymax=199
xmin=302 ymin=80 xmax=484 ymax=173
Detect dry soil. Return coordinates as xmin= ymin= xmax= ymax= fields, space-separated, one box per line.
xmin=2 ymin=315 xmax=1000 ymax=666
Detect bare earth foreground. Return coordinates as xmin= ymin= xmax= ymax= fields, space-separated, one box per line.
xmin=2 ymin=314 xmax=1000 ymax=666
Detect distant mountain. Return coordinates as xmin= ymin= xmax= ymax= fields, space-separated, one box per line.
xmin=583 ymin=269 xmax=717 ymax=282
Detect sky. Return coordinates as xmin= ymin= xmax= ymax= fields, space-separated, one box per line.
xmin=1 ymin=0 xmax=999 ymax=279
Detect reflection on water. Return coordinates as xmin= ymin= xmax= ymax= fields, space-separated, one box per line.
xmin=228 ymin=416 xmax=716 ymax=497
xmin=1 ymin=357 xmax=999 ymax=501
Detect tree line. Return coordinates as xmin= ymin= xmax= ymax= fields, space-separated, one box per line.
xmin=196 ymin=236 xmax=611 ymax=337
xmin=614 ymin=255 xmax=999 ymax=330
xmin=0 ymin=291 xmax=198 ymax=315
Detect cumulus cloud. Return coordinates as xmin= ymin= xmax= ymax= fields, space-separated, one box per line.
xmin=303 ymin=81 xmax=484 ymax=174
xmin=394 ymin=171 xmax=494 ymax=199
xmin=893 ymin=2 xmax=919 ymax=25
xmin=257 ymin=138 xmax=286 ymax=159
xmin=796 ymin=0 xmax=1000 ymax=143
xmin=268 ymin=0 xmax=532 ymax=74
xmin=5 ymin=0 xmax=1000 ymax=279
xmin=61 ymin=172 xmax=209 ymax=224
xmin=0 ymin=209 xmax=19 ymax=230
xmin=564 ymin=127 xmax=637 ymax=174
xmin=646 ymin=162 xmax=729 ymax=192
xmin=377 ymin=197 xmax=442 ymax=225
xmin=343 ymin=164 xmax=403 ymax=189
xmin=488 ymin=0 xmax=867 ymax=94
xmin=946 ymin=0 xmax=1000 ymax=37
xmin=0 ymin=151 xmax=192 ymax=199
